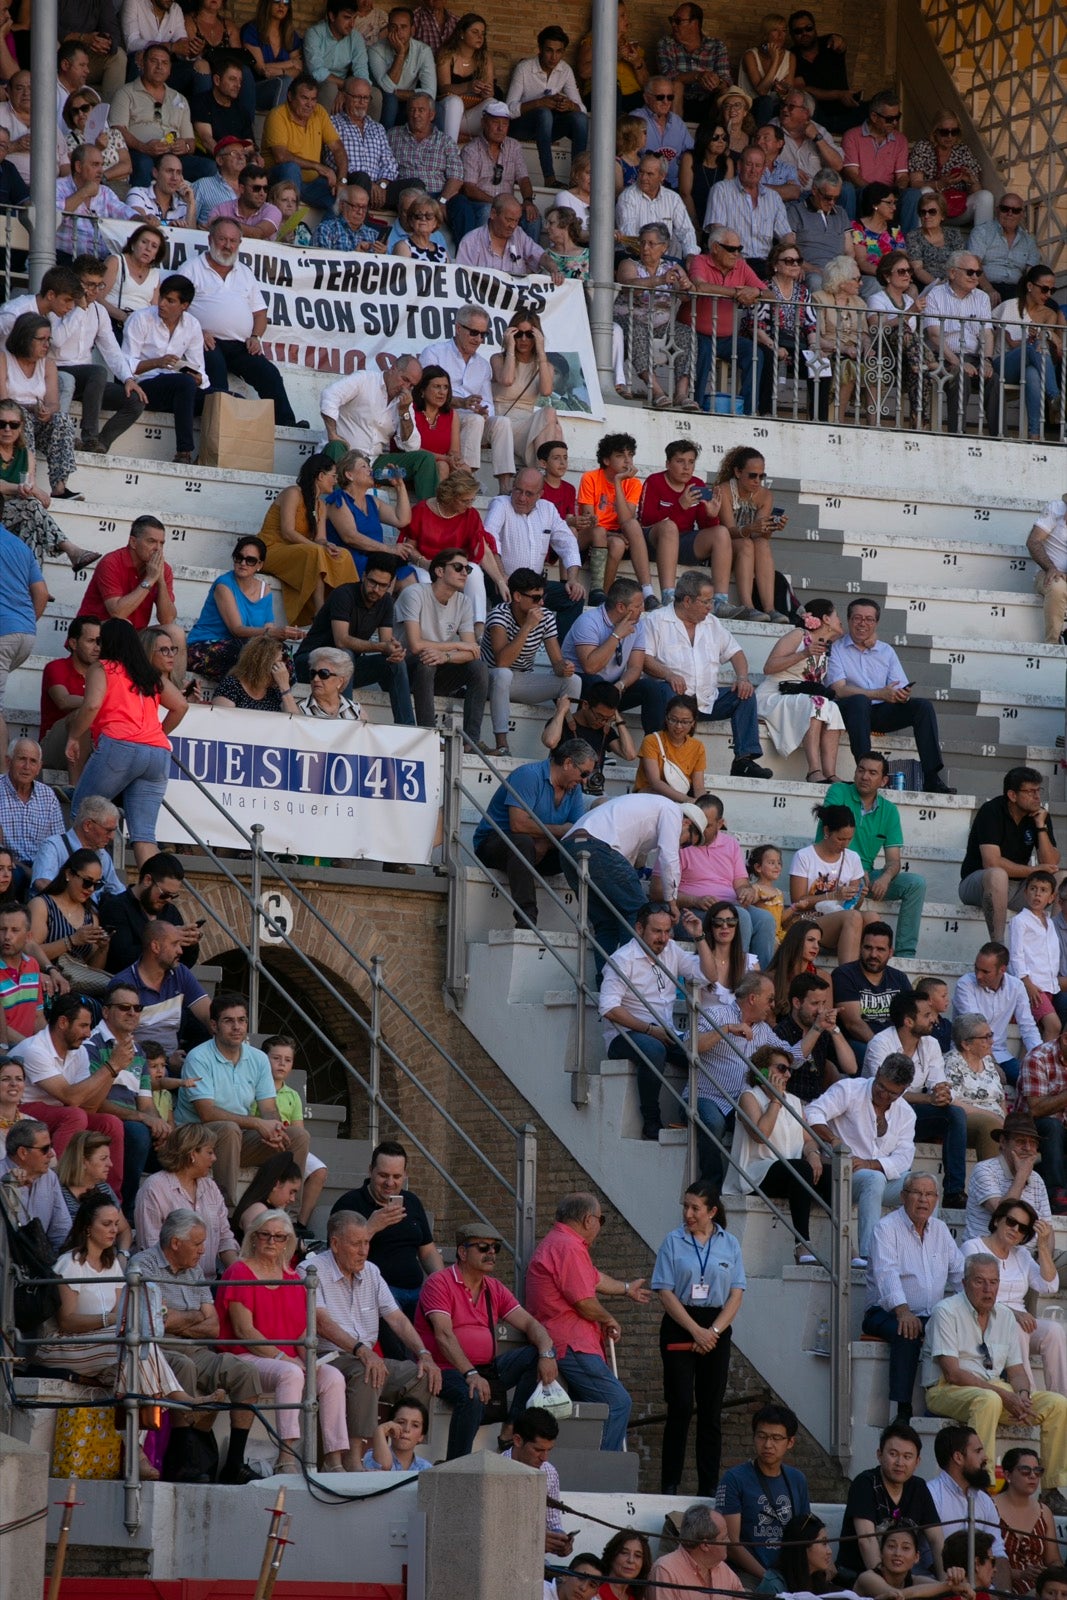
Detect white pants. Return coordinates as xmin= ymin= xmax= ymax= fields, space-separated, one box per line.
xmin=438 ymin=95 xmax=487 ymax=142
xmin=414 ymin=560 xmax=488 ymax=623
xmin=489 ymin=665 xmax=581 ymax=734
xmin=956 ymin=190 xmax=996 ymax=227
xmin=510 ymin=405 xmax=560 ymax=468
xmin=457 ymin=410 xmax=515 ymax=482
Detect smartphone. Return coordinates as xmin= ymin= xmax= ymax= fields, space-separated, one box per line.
xmin=699 ymin=485 xmax=717 ymax=501
xmin=195 ymin=917 xmax=207 ymax=928
xmin=902 ymin=681 xmax=915 ymax=690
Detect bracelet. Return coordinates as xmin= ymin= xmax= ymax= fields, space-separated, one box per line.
xmin=624 ymin=1281 xmax=630 ymax=1294
xmin=463 ymin=1367 xmax=478 ymax=1379
xmin=415 ymin=1349 xmax=431 ymax=1359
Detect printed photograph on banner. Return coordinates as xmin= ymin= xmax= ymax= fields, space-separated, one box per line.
xmin=161 ymin=705 xmax=443 ymax=862
xmin=96 ymin=221 xmax=605 ymax=418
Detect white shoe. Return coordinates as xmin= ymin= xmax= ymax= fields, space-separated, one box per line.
xmin=851 ymin=1256 xmax=868 ymax=1269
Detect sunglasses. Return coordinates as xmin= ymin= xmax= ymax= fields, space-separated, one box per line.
xmin=652 ymin=92 xmax=673 ymax=101
xmin=462 ymin=327 xmax=487 ymax=339
xmin=234 ymin=552 xmax=261 ymax=564
xmin=1002 ymin=1216 xmax=1034 ymax=1234
xmin=716 ymin=241 xmax=742 ymax=252
xmin=519 ymin=592 xmax=545 ymax=602
xmin=513 ymin=328 xmax=535 ymax=337
xmin=154 ymin=888 xmax=178 ymax=902
xmin=919 ymin=207 xmax=940 ymax=216
xmin=1034 ymin=282 xmax=1054 ymax=294
xmin=0 ymin=419 xmax=21 ymax=430
xmin=709 ymin=131 xmax=727 ymax=140
xmin=309 ymin=668 xmax=336 ymax=681
xmin=711 ymin=917 xmax=738 ymax=928
xmin=32 ymin=1142 xmax=54 ymax=1154
xmin=778 ymin=256 xmax=802 ymax=265
xmin=879 ymin=112 xmax=901 ymax=123
xmin=998 ymin=203 xmax=1022 ymax=213
xmin=957 ymin=266 xmax=980 ymax=275
xmin=448 ymin=561 xmax=473 ymax=573
xmin=109 ymin=1001 xmax=145 ymax=1013
xmin=491 ymin=162 xmax=504 ymax=183
xmin=72 ymin=871 xmax=103 ymax=889
xmin=467 ymin=1241 xmax=500 ymax=1252
xmin=935 ymin=126 xmax=959 ymax=135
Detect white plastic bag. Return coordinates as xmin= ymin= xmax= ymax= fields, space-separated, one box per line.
xmin=529 ymin=1380 xmax=572 ymax=1420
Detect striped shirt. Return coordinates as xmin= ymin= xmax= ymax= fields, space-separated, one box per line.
xmin=329 ymin=112 xmax=398 ymax=182
xmin=0 ymin=775 xmax=64 ymax=867
xmin=387 ymin=124 xmax=463 ymax=193
xmin=705 ymin=177 xmax=792 ymax=257
xmin=695 ymin=1001 xmax=802 ymax=1113
xmin=0 ymin=957 xmax=44 ymax=1040
xmin=481 ymin=601 xmax=558 ymax=671
xmin=865 ymin=1206 xmax=964 ymax=1316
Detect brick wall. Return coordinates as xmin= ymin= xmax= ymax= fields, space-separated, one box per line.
xmin=228 ymin=0 xmax=895 ymax=117
xmin=192 ymin=869 xmax=850 ymax=1497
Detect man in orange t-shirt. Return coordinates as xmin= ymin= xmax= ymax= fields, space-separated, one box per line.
xmin=576 ymin=432 xmax=659 ymax=608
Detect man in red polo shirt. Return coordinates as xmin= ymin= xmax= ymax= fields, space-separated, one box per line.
xmin=687 ymin=225 xmax=765 ymax=414
xmin=524 ymin=1191 xmax=650 ymax=1451
xmin=39 ymin=615 xmax=101 ymax=776
xmin=78 ymin=514 xmax=186 ymax=683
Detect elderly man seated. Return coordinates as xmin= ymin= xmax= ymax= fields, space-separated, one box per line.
xmin=484 ymin=471 xmax=586 ymax=643
xmin=0 ymin=739 xmax=64 ymax=897
xmin=130 ymin=1207 xmax=261 ymax=1483
xmin=304 ymin=1210 xmax=439 ymax=1470
xmin=862 ymin=1173 xmax=965 ymax=1423
xmin=456 ymin=194 xmax=562 ymax=279
xmin=923 ymin=1253 xmax=1067 ymax=1514
xmin=615 ymin=153 xmax=698 ymax=261
xmin=313 ymin=177 xmax=386 ymax=252
xmin=472 ymin=739 xmax=594 ymax=926
xmin=414 ymin=1219 xmax=560 ymax=1458
xmin=31 ymin=794 xmax=123 ymax=899
xmin=0 ymin=1119 xmax=70 ymax=1252
xmin=320 ymin=355 xmax=438 ymax=505
xmin=647 ymin=1505 xmax=743 ymax=1598
xmin=632 ymin=75 xmax=693 ymax=188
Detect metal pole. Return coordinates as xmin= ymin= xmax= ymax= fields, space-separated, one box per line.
xmin=966 ymin=1487 xmax=976 ymax=1588
xmin=28 ymin=0 xmax=58 ymax=286
xmin=685 ymin=979 xmax=701 ymax=1187
xmin=123 ymin=1268 xmax=143 ymax=1538
xmin=249 ymin=823 xmax=264 ymax=1032
xmin=515 ymin=1122 xmax=538 ymax=1291
xmin=368 ymin=954 xmax=383 ymax=1149
xmin=442 ymin=725 xmax=469 ymax=1003
xmin=572 ymin=848 xmax=590 ymax=1106
xmin=301 ymin=1262 xmax=319 ymax=1467
xmin=827 ymin=1144 xmax=853 ymax=1472
xmin=587 ymin=0 xmax=618 ymax=394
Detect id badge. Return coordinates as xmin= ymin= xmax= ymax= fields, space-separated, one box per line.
xmin=690 ymin=1281 xmax=710 ymax=1304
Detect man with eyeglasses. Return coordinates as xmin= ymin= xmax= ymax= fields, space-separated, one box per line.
xmin=85 ymin=980 xmax=169 ymax=1210
xmin=687 ymin=225 xmax=765 ymax=414
xmin=394 ymin=545 xmax=489 ymax=743
xmin=842 ymin=90 xmax=918 ymax=231
xmin=455 ymin=100 xmax=539 ymax=242
xmin=776 ymin=91 xmax=847 ymax=194
xmin=485 ymin=470 xmax=587 ymax=642
xmin=415 ymin=1219 xmax=559 ymax=1458
xmin=655 ymin=4 xmax=730 ymax=120
xmin=13 ymin=993 xmax=126 ymax=1185
xmin=329 ymin=77 xmax=397 ymax=208
xmin=969 ymin=193 xmax=1041 ymax=305
xmin=0 ymin=1118 xmax=70 ymax=1251
xmin=313 ymin=176 xmax=386 ymax=251
xmin=191 ymin=135 xmax=257 ymax=224
xmin=921 ymin=250 xmax=994 ymax=431
xmin=526 ymin=1193 xmax=650 ymax=1453
xmin=472 ymin=736 xmax=593 ymax=925
xmin=207 ymin=164 xmax=283 ymax=240
xmin=959 ymin=766 xmax=1060 ymax=942
xmin=420 ymin=306 xmax=516 ymax=492
xmin=787 ymin=10 xmax=863 ymax=136
xmin=647 ymin=1505 xmax=742 ymax=1599
xmin=631 ymin=76 xmax=693 ymax=190
xmin=786 ymin=169 xmax=850 ymax=289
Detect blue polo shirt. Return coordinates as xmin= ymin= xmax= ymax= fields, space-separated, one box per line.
xmin=473 ymin=757 xmax=586 ymax=849
xmin=560 ymin=605 xmax=646 ymax=684
xmin=0 ymin=524 xmax=42 ymax=633
xmin=176 ymin=1037 xmax=275 ymax=1125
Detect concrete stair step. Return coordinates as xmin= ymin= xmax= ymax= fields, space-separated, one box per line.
xmin=796 ymin=482 xmax=1037 ymax=544
xmin=780 ymin=528 xmax=1037 ymax=595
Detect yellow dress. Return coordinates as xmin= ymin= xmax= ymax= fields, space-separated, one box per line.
xmin=259 ymin=492 xmax=358 ymax=625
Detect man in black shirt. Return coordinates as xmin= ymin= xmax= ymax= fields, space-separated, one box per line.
xmin=330 ymin=1138 xmax=444 ymax=1359
xmin=787 ymin=9 xmax=864 ymax=133
xmin=776 ymin=971 xmax=858 ymax=1101
xmin=295 ymin=555 xmax=414 ymax=724
xmin=838 ymin=1421 xmax=944 ymax=1576
xmin=832 ymin=921 xmax=912 ymax=1069
xmin=99 ymin=852 xmax=201 ymax=974
xmin=191 ymin=62 xmax=257 ymax=158
xmin=959 ymin=765 xmax=1061 ymax=941
xmin=541 ymin=681 xmax=636 ymax=794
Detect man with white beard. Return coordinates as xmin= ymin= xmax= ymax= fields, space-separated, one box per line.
xmin=185 ymin=216 xmax=303 ymax=427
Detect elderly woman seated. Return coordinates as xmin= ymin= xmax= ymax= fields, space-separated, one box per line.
xmin=615 ymin=222 xmax=699 ymax=410
xmin=942 ymin=1011 xmax=1007 ymax=1159
xmin=812 ymin=254 xmax=867 ymax=423
xmin=301 ymin=647 xmax=366 ymax=720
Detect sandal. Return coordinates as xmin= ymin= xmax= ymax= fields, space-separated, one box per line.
xmin=493 ymin=743 xmax=511 ymax=758
xmin=806 ymin=769 xmax=826 ymax=783
xmin=615 ymin=384 xmax=634 ymax=399
xmin=69 ymin=547 xmax=102 ymax=573
xmin=652 ymin=393 xmax=673 ymax=409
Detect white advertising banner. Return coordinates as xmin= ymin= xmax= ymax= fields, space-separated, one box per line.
xmin=163 ymin=705 xmax=442 ymax=862
xmin=98 ymin=221 xmax=604 ymax=418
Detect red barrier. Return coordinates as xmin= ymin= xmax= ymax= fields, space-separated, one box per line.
xmin=42 ymin=1585 xmax=404 ymax=1598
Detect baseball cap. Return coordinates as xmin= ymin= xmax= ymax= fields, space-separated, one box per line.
xmin=481 ymin=100 xmax=512 ymax=119
xmin=214 ymin=135 xmax=254 ymax=152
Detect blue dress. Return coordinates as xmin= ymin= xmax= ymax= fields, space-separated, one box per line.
xmin=324 ymin=488 xmax=414 ymax=579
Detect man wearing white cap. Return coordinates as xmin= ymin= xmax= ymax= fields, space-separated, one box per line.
xmin=561 ymin=793 xmax=710 ymax=977
xmin=454 ymin=99 xmax=540 ymax=241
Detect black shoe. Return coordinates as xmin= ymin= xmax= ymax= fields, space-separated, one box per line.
xmin=731 ymin=756 xmax=773 ymax=780
xmin=643 ymin=593 xmax=661 ymax=612
xmin=219 ymin=1462 xmax=261 ymax=1485
xmin=295 ymin=419 xmax=311 ymax=428
xmin=893 ymin=1404 xmax=913 ymax=1424
xmin=942 ymin=1190 xmax=967 ymax=1210
xmin=924 ymin=776 xmax=957 ymax=794
xmin=641 ymin=1123 xmax=663 ymax=1141
xmin=588 ymin=588 xmax=607 ymax=607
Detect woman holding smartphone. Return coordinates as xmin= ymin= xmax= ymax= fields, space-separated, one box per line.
xmin=713 ymin=447 xmax=790 ymax=623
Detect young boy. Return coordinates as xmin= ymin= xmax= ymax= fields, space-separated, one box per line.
xmin=576 ymin=432 xmax=655 ymax=608
xmin=262 ymin=1033 xmax=329 ymax=1231
xmin=914 ymin=976 xmax=953 ymax=1054
xmin=366 ymin=1399 xmax=433 ymax=1473
xmin=143 ymin=1039 xmax=174 ymax=1126
xmin=1008 ymin=870 xmax=1063 ymax=1041
xmin=716 ymin=1403 xmax=810 ymax=1584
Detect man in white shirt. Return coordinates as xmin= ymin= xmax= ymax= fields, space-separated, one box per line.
xmin=924 ymin=1261 xmax=1067 ymax=1515
xmin=776 ymin=91 xmax=848 ymax=198
xmin=506 ymin=26 xmax=587 ymax=188
xmin=420 ymin=304 xmax=515 ymax=492
xmin=393 ymin=545 xmax=488 ymax=743
xmin=54 ymin=256 xmax=147 ymax=455
xmin=922 ymin=251 xmax=994 ymax=434
xmin=599 ymin=900 xmax=716 ymax=1140
xmin=319 ymin=356 xmax=438 ymax=503
xmin=13 ymin=993 xmax=125 ymax=1186
xmin=925 ymin=1424 xmax=1011 ymax=1583
xmin=953 ymin=943 xmax=1041 ymax=1085
xmin=484 ymin=472 xmax=585 ymax=641
xmin=862 ymin=991 xmax=967 ymax=1208
xmin=1027 ymin=498 xmax=1067 ymax=646
xmin=186 ymin=216 xmax=300 ymax=428
xmin=642 ymin=571 xmax=771 ymax=779
xmin=123 ymin=274 xmax=209 ymax=464
xmin=561 ymin=794 xmax=708 ymax=978
xmin=806 ymin=1054 xmax=917 ymax=1264
xmin=544 ymin=1556 xmax=603 ymax=1600
xmin=615 ymin=154 xmax=697 ymax=261
xmin=862 ymin=1174 xmax=964 ymax=1422
xmin=126 ymin=149 xmax=197 ymax=227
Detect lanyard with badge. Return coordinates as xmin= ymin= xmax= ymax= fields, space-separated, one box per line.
xmin=688 ymin=1232 xmax=714 ymax=1304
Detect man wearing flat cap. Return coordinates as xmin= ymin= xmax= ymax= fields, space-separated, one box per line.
xmin=414 ymin=1219 xmax=559 ymax=1458
xmin=965 ymin=1110 xmax=1057 ymax=1243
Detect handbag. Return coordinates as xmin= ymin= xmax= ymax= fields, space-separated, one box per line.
xmin=777 ymin=680 xmax=836 ymax=698
xmin=52 ymin=1404 xmax=123 ymax=1480
xmin=0 ymin=1183 xmax=62 ymax=1333
xmin=56 ymin=951 xmax=112 ymax=996
xmin=654 ymin=733 xmax=691 ymax=796
xmin=473 ymin=1281 xmax=510 ymax=1426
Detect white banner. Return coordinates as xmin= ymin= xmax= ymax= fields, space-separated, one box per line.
xmin=163 ymin=705 xmax=442 ymax=862
xmin=98 ymin=221 xmax=604 ymax=419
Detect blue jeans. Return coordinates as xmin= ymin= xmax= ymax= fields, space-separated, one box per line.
xmin=269 ymin=160 xmax=336 ymax=213
xmin=439 ymin=1343 xmax=539 ymax=1457
xmin=508 ymin=107 xmax=589 ymax=183
xmin=446 ymin=194 xmax=542 ymax=243
xmin=608 ymin=1031 xmax=688 ymax=1133
xmin=1035 ymin=1115 xmax=1067 ymax=1196
xmin=989 ymin=344 xmax=1060 ymax=436
xmin=695 ymin=333 xmax=764 ymax=415
xmin=560 ymin=837 xmax=647 ymax=979
xmin=736 ymin=903 xmax=778 ymax=968
xmin=379 ymin=1283 xmax=420 ymax=1359
xmin=695 ymin=1097 xmax=733 ymax=1189
xmin=73 ymin=735 xmax=170 ymax=844
xmin=896 ymin=188 xmax=921 ymax=233
xmin=861 ymin=1305 xmax=928 ymax=1403
xmin=120 ymin=1117 xmax=153 ymax=1218
xmin=557 ymin=1350 xmax=631 ymax=1451
xmin=853 ymin=1168 xmax=905 ymax=1257
xmin=911 ymin=1101 xmax=967 ymax=1194
xmin=645 ymin=681 xmax=763 ymax=759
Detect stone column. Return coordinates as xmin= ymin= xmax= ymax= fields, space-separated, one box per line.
xmin=0 ymin=1435 xmax=49 ymax=1600
xmin=417 ymin=1453 xmax=546 ymax=1600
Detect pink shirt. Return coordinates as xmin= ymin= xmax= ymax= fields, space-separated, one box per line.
xmin=648 ymin=1552 xmax=743 ymax=1600
xmin=678 ymin=833 xmax=747 ymax=902
xmin=414 ymin=1266 xmax=520 ymax=1369
xmin=685 ymin=253 xmax=764 ymax=339
xmin=525 ymin=1222 xmax=602 ymax=1357
xmin=841 ymin=122 xmax=909 ymax=183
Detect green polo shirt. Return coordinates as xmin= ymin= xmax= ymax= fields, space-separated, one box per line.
xmin=818 ymin=781 xmax=904 ymax=873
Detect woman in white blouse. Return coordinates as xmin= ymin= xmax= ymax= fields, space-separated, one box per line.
xmin=942 ymin=1011 xmax=1006 ymax=1158
xmin=725 ymin=1043 xmax=830 ymax=1264
xmin=961 ymin=1198 xmax=1064 ymax=1395
xmin=788 ymin=802 xmax=868 ymax=963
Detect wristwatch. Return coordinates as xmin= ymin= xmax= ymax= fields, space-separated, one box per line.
xmin=540 ymin=1346 xmax=556 ymax=1359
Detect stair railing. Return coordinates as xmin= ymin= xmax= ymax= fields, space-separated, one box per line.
xmin=442 ymin=733 xmax=853 ymax=1466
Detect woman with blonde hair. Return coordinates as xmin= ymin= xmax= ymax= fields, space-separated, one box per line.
xmin=489 ymin=308 xmax=563 ymax=470
xmin=391 ymin=193 xmax=450 ymax=261
xmin=812 ymin=254 xmax=868 ymax=422
xmin=135 ymin=1123 xmax=238 ymax=1266
xmin=212 ymin=635 xmax=300 ymax=714
xmin=738 ymin=12 xmax=797 ymax=122
xmin=57 ymin=1130 xmax=133 ymax=1249
xmin=400 ymin=467 xmax=506 ymax=631
xmin=435 ymin=12 xmax=495 ymax=141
